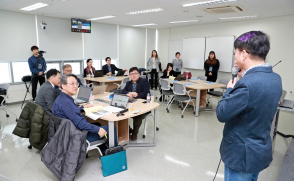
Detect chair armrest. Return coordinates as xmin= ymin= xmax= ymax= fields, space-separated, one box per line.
xmin=113 ymin=83 xmax=121 ymax=89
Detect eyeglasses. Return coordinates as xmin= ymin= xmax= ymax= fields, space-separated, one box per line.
xmin=67 ymin=82 xmax=79 ymax=87
xmin=129 ymin=73 xmax=139 ymax=76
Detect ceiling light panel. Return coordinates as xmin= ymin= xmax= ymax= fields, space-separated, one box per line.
xmin=170 ymin=20 xmax=199 ymax=24
xmin=127 ymin=8 xmax=163 ymax=15
xmin=20 ymin=2 xmax=48 ymax=11
xmin=132 ymin=23 xmax=157 ymax=27
xmin=218 ymin=15 xmax=258 ymax=20
xmin=183 ymin=0 xmax=240 ymax=7
xmin=88 ymin=16 xmax=116 ymax=21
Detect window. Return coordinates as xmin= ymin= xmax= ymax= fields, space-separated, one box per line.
xmin=64 ymin=62 xmax=81 ymax=75
xmin=0 ymin=63 xmax=11 ymax=84
xmin=84 ymin=59 xmax=101 ymax=70
xmin=12 ymin=62 xmax=32 ymax=83
xmin=46 ymin=63 xmax=60 ymax=71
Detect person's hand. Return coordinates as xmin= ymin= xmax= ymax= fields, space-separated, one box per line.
xmin=98 ymin=128 xmax=107 ymax=138
xmin=84 ymin=104 xmax=94 ymax=108
xmin=127 ymin=93 xmax=133 ymax=100
xmin=227 ymin=77 xmax=237 ymax=89
xmin=209 ymin=72 xmax=212 ymax=76
xmin=132 ymin=92 xmax=138 ymax=97
xmin=108 ymin=72 xmax=112 ymax=76
xmin=124 ymin=69 xmax=128 ymax=72
xmin=38 ymin=72 xmax=43 ymax=75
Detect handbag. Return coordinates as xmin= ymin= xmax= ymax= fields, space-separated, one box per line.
xmin=101 ymin=145 xmax=128 ymax=177
xmin=175 ymin=74 xmax=186 ymax=81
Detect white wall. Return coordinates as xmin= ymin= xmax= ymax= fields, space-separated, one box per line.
xmin=158 ymin=15 xmax=294 ymax=99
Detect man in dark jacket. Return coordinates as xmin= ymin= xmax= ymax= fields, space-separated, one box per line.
xmin=35 ymin=69 xmax=61 ymax=116
xmin=216 ymin=31 xmax=282 ymax=181
xmin=102 ymin=57 xmax=128 ymax=76
xmin=121 ymin=67 xmax=150 ymax=141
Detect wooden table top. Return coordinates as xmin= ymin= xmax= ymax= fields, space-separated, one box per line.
xmin=169 ymin=79 xmax=226 ymax=90
xmin=84 ymin=76 xmax=129 ymax=83
xmin=89 ymin=92 xmax=160 ymax=122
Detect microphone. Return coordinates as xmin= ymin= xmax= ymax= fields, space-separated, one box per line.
xmin=232 ymin=67 xmax=240 ymax=83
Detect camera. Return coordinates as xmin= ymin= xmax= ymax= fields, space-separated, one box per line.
xmin=38 ymin=50 xmax=46 ymax=57
xmin=40 ymin=21 xmax=47 ymax=29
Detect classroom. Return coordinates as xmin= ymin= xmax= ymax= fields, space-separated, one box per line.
xmin=0 ymin=0 xmax=294 ymax=181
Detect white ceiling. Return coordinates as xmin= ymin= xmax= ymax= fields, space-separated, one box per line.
xmin=0 ymin=0 xmax=294 ymax=29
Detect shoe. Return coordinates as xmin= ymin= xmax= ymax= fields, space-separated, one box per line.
xmin=131 ymin=133 xmax=137 ymax=141
xmin=129 ymin=126 xmax=133 ymax=135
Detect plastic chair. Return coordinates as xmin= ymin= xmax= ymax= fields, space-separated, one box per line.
xmin=197 ymin=76 xmax=207 ymax=81
xmin=86 ymin=139 xmax=105 ymax=158
xmin=166 ymin=83 xmax=196 ymax=118
xmin=207 ymin=79 xmax=230 ymax=103
xmin=0 ymin=84 xmax=18 ymax=120
xmin=110 ymin=77 xmax=130 ymax=93
xmin=157 ymin=79 xmax=174 ymax=105
xmin=79 ymin=77 xmax=94 ymax=87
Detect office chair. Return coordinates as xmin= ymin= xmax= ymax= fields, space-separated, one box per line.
xmin=167 ymin=83 xmax=196 ymax=118
xmin=86 ymin=139 xmax=105 ymax=158
xmin=197 ymin=76 xmax=207 ymax=81
xmin=157 ymin=79 xmax=174 ymax=104
xmin=110 ymin=77 xmax=129 ymax=93
xmin=142 ymin=90 xmax=159 ymax=138
xmin=79 ymin=77 xmax=94 ymax=87
xmin=0 ymin=84 xmax=18 ymax=121
xmin=207 ymin=79 xmax=230 ymax=105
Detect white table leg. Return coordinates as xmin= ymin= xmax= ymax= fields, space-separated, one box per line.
xmin=108 ymin=121 xmax=115 ymax=148
xmin=196 ymin=89 xmax=200 ymax=117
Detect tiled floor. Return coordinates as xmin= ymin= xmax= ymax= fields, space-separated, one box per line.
xmin=0 ymin=98 xmax=293 ymax=181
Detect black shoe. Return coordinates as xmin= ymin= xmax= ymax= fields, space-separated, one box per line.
xmin=129 ymin=126 xmax=133 ymax=135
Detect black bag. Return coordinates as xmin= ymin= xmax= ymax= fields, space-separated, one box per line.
xmin=105 ymin=145 xmax=124 ymax=156
xmin=175 ymin=74 xmax=186 ymax=81
xmin=22 ymin=75 xmax=32 ymax=82
xmin=0 ymin=88 xmax=7 ymax=104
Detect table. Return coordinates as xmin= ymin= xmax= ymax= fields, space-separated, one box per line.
xmin=85 ymin=76 xmax=129 ymax=92
xmin=169 ymin=79 xmax=226 ymax=116
xmin=85 ymin=92 xmax=160 ymax=148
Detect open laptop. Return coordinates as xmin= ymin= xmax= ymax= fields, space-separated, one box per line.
xmin=95 ymin=70 xmax=104 ymax=77
xmin=115 ymin=70 xmax=126 ymax=77
xmin=279 ymin=90 xmax=294 ymax=109
xmin=75 ymin=86 xmax=92 ymax=104
xmin=102 ymin=94 xmax=129 ymax=113
xmin=92 ymin=85 xmax=108 ymax=94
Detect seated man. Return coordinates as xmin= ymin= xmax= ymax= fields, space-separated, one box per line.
xmin=63 ymin=64 xmax=83 ymax=87
xmin=52 ymin=74 xmax=118 ymax=151
xmin=35 ymin=69 xmax=61 ymax=116
xmin=102 ymin=57 xmax=128 ymax=76
xmin=121 ymin=67 xmax=150 ymax=141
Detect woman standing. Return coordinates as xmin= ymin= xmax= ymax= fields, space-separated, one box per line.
xmin=204 ymin=51 xmax=220 ymax=91
xmin=83 ymin=58 xmax=96 ymax=84
xmin=147 ymin=50 xmax=161 ymax=90
xmin=172 ymin=52 xmax=183 ymax=78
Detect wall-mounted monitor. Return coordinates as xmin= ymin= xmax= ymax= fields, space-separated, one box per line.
xmin=71 ymin=18 xmax=91 ymax=33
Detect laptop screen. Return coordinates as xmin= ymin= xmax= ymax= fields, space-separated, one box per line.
xmin=111 ymin=94 xmax=129 ymax=108
xmin=77 ymin=86 xmax=92 ymax=100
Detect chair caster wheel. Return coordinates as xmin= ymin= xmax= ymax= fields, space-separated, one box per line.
xmin=181 ymin=115 xmax=184 ymax=118
xmin=156 ymin=127 xmax=159 ymax=131
xmin=181 ymin=108 xmax=183 ymax=110
xmin=86 ymin=154 xmax=89 ymax=158
xmin=178 ymin=106 xmax=181 ymax=108
xmin=6 ymin=114 xmax=9 ymax=117
xmin=143 ymin=135 xmax=145 ymax=138
xmin=16 ymin=119 xmax=19 ymax=122
xmin=167 ymin=110 xmax=169 ymax=113
xmin=166 ymin=108 xmax=168 ymax=111
xmin=28 ymin=145 xmax=32 ymax=149
xmin=193 ymin=111 xmax=196 ymax=114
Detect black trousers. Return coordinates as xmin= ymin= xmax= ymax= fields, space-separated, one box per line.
xmin=207 ymin=75 xmax=217 ymax=91
xmin=150 ymin=69 xmax=158 ymax=89
xmin=32 ymin=74 xmax=45 ymax=101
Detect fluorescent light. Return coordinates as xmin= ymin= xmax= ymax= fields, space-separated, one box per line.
xmin=132 ymin=23 xmax=157 ymax=27
xmin=170 ymin=20 xmax=198 ymax=24
xmin=20 ymin=3 xmax=48 ymax=11
xmin=88 ymin=16 xmax=116 ymax=21
xmin=127 ymin=8 xmax=163 ymax=15
xmin=218 ymin=15 xmax=258 ymax=20
xmin=183 ymin=0 xmax=239 ymax=7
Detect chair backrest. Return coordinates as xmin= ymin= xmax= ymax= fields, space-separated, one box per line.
xmin=78 ymin=78 xmax=86 ymax=86
xmin=173 ymin=83 xmax=186 ymax=95
xmin=122 ymin=77 xmax=129 ymax=85
xmin=0 ymin=83 xmax=9 ymax=91
xmin=140 ymin=75 xmax=146 ymax=79
xmin=197 ymin=76 xmax=207 ymax=81
xmin=161 ymin=79 xmax=171 ymax=90
xmin=219 ymin=79 xmax=230 ymax=89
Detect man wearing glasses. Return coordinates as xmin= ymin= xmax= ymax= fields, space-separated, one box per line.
xmin=62 ymin=64 xmax=83 ymax=87
xmin=52 ymin=74 xmax=118 ymax=151
xmin=121 ymin=67 xmax=150 ymax=141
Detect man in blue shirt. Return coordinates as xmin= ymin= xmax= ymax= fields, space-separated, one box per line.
xmin=52 ymin=74 xmax=118 ymax=151
xmin=28 ymin=46 xmax=47 ymax=101
xmin=216 ymin=31 xmax=282 ymax=181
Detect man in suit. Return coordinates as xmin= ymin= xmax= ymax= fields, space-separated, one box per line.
xmin=121 ymin=67 xmax=150 ymax=141
xmin=102 ymin=57 xmax=128 ymax=76
xmin=216 ymin=31 xmax=282 ymax=181
xmin=35 ymin=69 xmax=61 ymax=116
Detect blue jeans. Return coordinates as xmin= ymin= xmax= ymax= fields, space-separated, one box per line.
xmin=225 ymin=165 xmax=259 ymax=181
xmin=86 ymin=125 xmax=118 ymax=146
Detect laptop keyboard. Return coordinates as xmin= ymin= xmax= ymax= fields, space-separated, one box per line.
xmin=281 ymin=100 xmax=294 ymax=109
xmin=95 ymin=98 xmax=111 ymax=104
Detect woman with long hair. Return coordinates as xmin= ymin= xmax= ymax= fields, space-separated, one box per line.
xmin=146 ymin=50 xmax=161 ymax=89
xmin=204 ymin=51 xmax=220 ymax=91
xmin=83 ymin=58 xmax=96 ymax=84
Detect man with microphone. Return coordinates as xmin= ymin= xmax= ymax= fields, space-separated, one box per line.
xmin=216 ymin=31 xmax=282 ymax=181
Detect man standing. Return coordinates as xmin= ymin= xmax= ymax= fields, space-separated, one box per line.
xmin=121 ymin=67 xmax=150 ymax=141
xmin=216 ymin=31 xmax=282 ymax=181
xmin=28 ymin=46 xmax=47 ymax=101
xmin=35 ymin=69 xmax=61 ymax=116
xmin=62 ymin=64 xmax=82 ymax=87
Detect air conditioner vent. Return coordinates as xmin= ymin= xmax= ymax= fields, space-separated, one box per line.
xmin=204 ymin=6 xmax=245 ymax=14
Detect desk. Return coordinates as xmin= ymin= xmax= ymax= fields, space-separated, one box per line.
xmin=85 ymin=92 xmax=160 ymax=147
xmin=169 ymin=79 xmax=226 ymax=116
xmin=85 ymin=76 xmax=129 ymax=92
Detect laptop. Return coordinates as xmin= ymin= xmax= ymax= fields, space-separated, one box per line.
xmin=115 ymin=70 xmax=126 ymax=77
xmin=102 ymin=94 xmax=129 ymax=113
xmin=279 ymin=90 xmax=294 ymax=109
xmin=92 ymin=85 xmax=108 ymax=94
xmin=75 ymin=86 xmax=92 ymax=104
xmin=95 ymin=70 xmax=104 ymax=77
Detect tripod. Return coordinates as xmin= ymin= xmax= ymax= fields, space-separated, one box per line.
xmin=21 ymin=54 xmax=45 ymax=109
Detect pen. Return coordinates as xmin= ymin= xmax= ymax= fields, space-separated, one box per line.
xmin=104 ymin=134 xmax=107 ymax=139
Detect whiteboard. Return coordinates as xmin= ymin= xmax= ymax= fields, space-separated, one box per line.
xmin=183 ymin=38 xmax=206 ymax=70
xmin=169 ymin=40 xmax=183 ymax=63
xmin=205 ymin=36 xmax=235 ymax=72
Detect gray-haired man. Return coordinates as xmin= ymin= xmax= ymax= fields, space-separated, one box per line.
xmin=62 ymin=64 xmax=83 ymax=87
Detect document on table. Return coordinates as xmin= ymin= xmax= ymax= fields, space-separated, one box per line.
xmin=103 ymin=106 xmax=125 ymax=113
xmin=86 ymin=109 xmax=112 ymax=120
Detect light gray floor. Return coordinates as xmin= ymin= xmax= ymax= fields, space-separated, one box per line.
xmin=0 ymin=98 xmax=293 ymax=181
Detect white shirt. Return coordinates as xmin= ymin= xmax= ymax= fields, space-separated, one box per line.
xmin=49 ymin=81 xmax=54 ymax=88
xmin=90 ymin=68 xmax=93 ymax=75
xmin=152 ymin=58 xmax=156 ymax=69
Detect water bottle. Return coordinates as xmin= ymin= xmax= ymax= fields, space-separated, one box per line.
xmin=90 ymin=93 xmax=94 ymax=105
xmin=186 ymin=73 xmax=188 ymax=82
xmin=147 ymin=93 xmax=150 ymax=104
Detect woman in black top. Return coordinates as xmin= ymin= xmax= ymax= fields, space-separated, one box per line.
xmin=162 ymin=63 xmax=175 ymax=78
xmin=204 ymin=51 xmax=220 ymax=91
